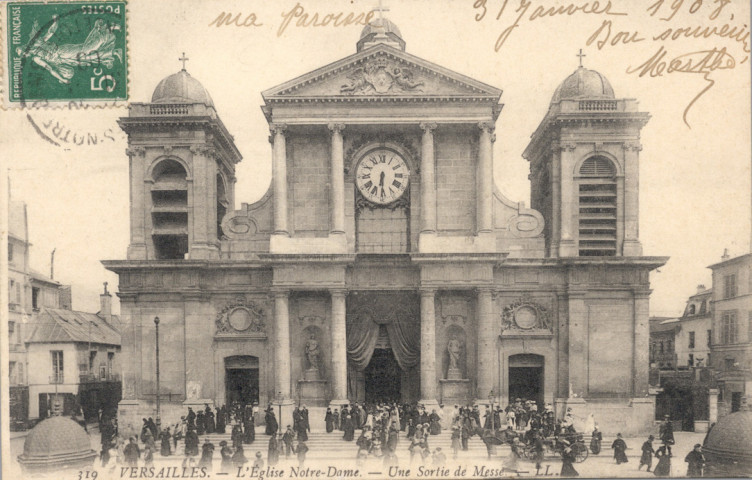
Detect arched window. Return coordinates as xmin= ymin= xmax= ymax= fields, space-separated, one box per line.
xmin=688 ymin=304 xmax=696 ymax=315
xmin=151 ymin=159 xmax=188 ymax=259
xmin=578 ymin=156 xmax=617 ymax=256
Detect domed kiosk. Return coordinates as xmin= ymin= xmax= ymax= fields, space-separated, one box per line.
xmin=151 ymin=68 xmax=214 ymax=106
xmin=703 ymin=410 xmax=752 ymax=477
xmin=17 ymin=416 xmax=97 ymax=473
xmin=550 ymin=66 xmax=615 ymax=104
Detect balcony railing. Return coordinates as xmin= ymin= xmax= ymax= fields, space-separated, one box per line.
xmin=79 ymin=372 xmax=121 ymax=383
xmin=579 ymin=100 xmax=618 ymax=111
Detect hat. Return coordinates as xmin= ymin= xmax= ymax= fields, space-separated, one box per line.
xmin=256 ymin=452 xmax=262 ymax=458
xmin=617 ymin=433 xmax=622 ymax=437
xmin=220 ymin=441 xmax=227 ymax=446
xmin=694 ymin=444 xmax=702 ymax=449
xmin=648 ymin=435 xmax=654 ymax=440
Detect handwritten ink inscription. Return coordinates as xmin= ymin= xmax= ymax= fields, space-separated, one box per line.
xmin=472 ymin=0 xmax=750 ymax=128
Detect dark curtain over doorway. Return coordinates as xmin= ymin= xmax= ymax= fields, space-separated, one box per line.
xmin=346 ymin=312 xmax=420 ymax=398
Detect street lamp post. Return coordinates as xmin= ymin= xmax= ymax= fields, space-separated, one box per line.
xmin=154 ymin=316 xmax=161 ymax=432
xmin=489 ymin=390 xmax=495 ymax=431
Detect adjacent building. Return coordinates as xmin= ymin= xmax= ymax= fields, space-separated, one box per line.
xmin=105 ymin=18 xmax=667 ymax=436
xmin=24 ymin=286 xmax=122 ymax=422
xmin=7 ymin=200 xmax=68 ymax=429
xmin=710 ymin=251 xmax=752 ymax=415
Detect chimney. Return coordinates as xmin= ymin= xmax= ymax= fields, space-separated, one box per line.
xmin=721 ymin=248 xmax=730 ymax=261
xmin=58 ymin=285 xmax=72 ymax=310
xmin=696 ymin=284 xmax=706 ymax=295
xmin=100 ymin=282 xmax=112 ymax=323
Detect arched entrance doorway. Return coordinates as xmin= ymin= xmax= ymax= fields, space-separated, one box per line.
xmin=508 ymin=354 xmax=544 ymax=408
xmin=225 ymin=355 xmax=259 ymax=406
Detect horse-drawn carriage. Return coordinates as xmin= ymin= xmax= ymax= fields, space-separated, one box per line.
xmin=522 ymin=434 xmax=589 ymax=463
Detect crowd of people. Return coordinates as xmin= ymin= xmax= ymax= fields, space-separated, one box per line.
xmin=95 ymin=400 xmax=709 ymax=477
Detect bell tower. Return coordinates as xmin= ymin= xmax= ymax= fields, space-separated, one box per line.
xmin=524 ymin=63 xmax=650 ymax=258
xmin=119 ymin=63 xmax=241 ymax=260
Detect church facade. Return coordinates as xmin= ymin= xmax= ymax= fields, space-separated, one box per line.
xmin=105 ymin=20 xmax=667 ymax=435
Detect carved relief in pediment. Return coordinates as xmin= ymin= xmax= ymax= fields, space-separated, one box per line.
xmin=340 ymin=58 xmax=424 ymax=95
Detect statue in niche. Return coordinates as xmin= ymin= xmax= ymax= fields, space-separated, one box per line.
xmin=446 ymin=337 xmax=464 ymax=380
xmin=305 ymin=334 xmax=321 ymax=377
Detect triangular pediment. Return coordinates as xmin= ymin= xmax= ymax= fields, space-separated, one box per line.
xmin=262 ymin=44 xmax=501 ymax=101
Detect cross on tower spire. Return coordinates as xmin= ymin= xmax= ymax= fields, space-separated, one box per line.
xmin=179 ymin=52 xmax=189 ymax=71
xmin=576 ymin=49 xmax=586 ymax=68
xmin=372 ymin=0 xmax=389 ymax=22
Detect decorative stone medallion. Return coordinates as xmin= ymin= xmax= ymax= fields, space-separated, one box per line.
xmin=501 ymin=296 xmax=552 ymax=332
xmin=216 ymin=296 xmax=265 ymax=335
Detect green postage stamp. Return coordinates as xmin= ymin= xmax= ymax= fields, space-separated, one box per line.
xmin=6 ymin=1 xmax=127 ymax=103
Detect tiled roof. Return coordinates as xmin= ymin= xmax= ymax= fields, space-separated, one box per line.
xmin=28 ymin=268 xmax=60 ymax=285
xmin=26 ymin=308 xmax=120 ymax=346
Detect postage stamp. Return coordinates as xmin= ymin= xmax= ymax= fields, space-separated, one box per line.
xmin=5 ymin=1 xmax=127 ymax=104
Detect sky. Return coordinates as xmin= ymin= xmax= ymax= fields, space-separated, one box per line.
xmin=1 ymin=0 xmax=750 ymax=317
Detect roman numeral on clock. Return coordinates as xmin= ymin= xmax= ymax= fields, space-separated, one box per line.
xmin=392 ymin=180 xmax=402 ymax=188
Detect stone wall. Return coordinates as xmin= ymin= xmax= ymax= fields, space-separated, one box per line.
xmin=435 ymin=128 xmax=476 ymax=233
xmin=289 ymin=135 xmax=330 ymax=236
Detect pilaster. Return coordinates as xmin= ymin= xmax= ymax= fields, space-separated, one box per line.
xmin=271 ymin=124 xmax=289 ymax=236
xmin=329 ymin=124 xmax=346 ymax=236
xmin=272 ymin=288 xmax=291 ymax=400
xmin=329 ymin=288 xmax=348 ymax=405
xmin=477 ymin=123 xmax=494 ymax=233
xmin=419 ymin=288 xmax=438 ymax=406
xmin=420 ymin=122 xmax=437 ymax=234
xmin=476 ymin=287 xmax=496 ymax=400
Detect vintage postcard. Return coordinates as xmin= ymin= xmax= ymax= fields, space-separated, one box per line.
xmin=1 ymin=0 xmax=750 ymax=479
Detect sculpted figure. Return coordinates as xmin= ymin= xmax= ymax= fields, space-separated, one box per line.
xmin=447 ymin=337 xmax=463 ymax=371
xmin=305 ymin=334 xmax=321 ymax=371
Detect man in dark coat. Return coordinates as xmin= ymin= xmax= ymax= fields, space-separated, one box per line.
xmin=611 ymin=433 xmax=629 ymax=464
xmin=660 ymin=415 xmax=675 ymax=456
xmin=196 ymin=411 xmax=205 ymax=436
xmin=639 ymin=435 xmax=655 ymax=472
xmin=265 ymin=408 xmax=278 ymax=435
xmin=185 ymin=426 xmax=199 ymax=456
xmin=216 ymin=406 xmax=226 ymax=434
xmin=204 ymin=404 xmax=215 ymax=434
xmin=343 ymin=415 xmax=355 ymax=441
xmin=301 ymin=406 xmax=311 ymax=433
xmin=187 ymin=407 xmax=196 ymax=429
xmin=685 ymin=443 xmax=705 ymax=477
xmin=199 ymin=438 xmax=215 ymax=472
xmin=124 ymin=437 xmax=141 ymax=467
xmin=147 ymin=417 xmax=158 ymax=438
xmin=340 ymin=406 xmax=350 ymax=431
xmin=282 ymin=426 xmax=296 ymax=457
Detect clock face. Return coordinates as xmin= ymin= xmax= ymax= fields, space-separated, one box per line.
xmin=355 ymin=150 xmax=410 ymax=205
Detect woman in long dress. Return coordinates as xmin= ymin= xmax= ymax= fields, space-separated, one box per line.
xmin=219 ymin=441 xmax=233 ymax=473
xmin=267 ymin=435 xmax=279 ymax=466
xmin=325 ymin=408 xmax=334 ymax=433
xmin=611 ymin=433 xmax=629 ymax=464
xmin=343 ymin=415 xmax=355 ymax=441
xmin=653 ymin=444 xmax=671 ymax=476
xmin=590 ymin=426 xmax=602 ymax=455
xmin=560 ymin=443 xmax=579 ymax=477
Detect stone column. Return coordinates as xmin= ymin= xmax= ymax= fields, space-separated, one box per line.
xmin=476 ymin=287 xmax=496 ymax=399
xmin=330 ymin=289 xmax=348 ymax=405
xmin=271 ymin=124 xmax=289 ymax=235
xmin=420 ymin=123 xmax=438 ymax=234
xmin=329 ymin=124 xmax=346 ymax=235
xmin=477 ymin=123 xmax=495 ymax=233
xmin=125 ymin=147 xmax=147 ymax=259
xmin=420 ymin=288 xmax=438 ymax=406
xmin=272 ymin=289 xmax=291 ymax=399
xmin=623 ymin=142 xmax=642 ymax=255
xmin=633 ymin=290 xmax=651 ymax=397
xmin=559 ymin=143 xmax=577 ymax=256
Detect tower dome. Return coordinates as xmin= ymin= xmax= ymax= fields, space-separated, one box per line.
xmin=151 ymin=69 xmax=214 ymax=106
xmin=550 ymin=66 xmax=614 ymax=105
xmin=703 ymin=410 xmax=752 ymax=476
xmin=357 ymin=17 xmax=406 ymax=52
xmin=17 ymin=416 xmax=98 ymax=473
